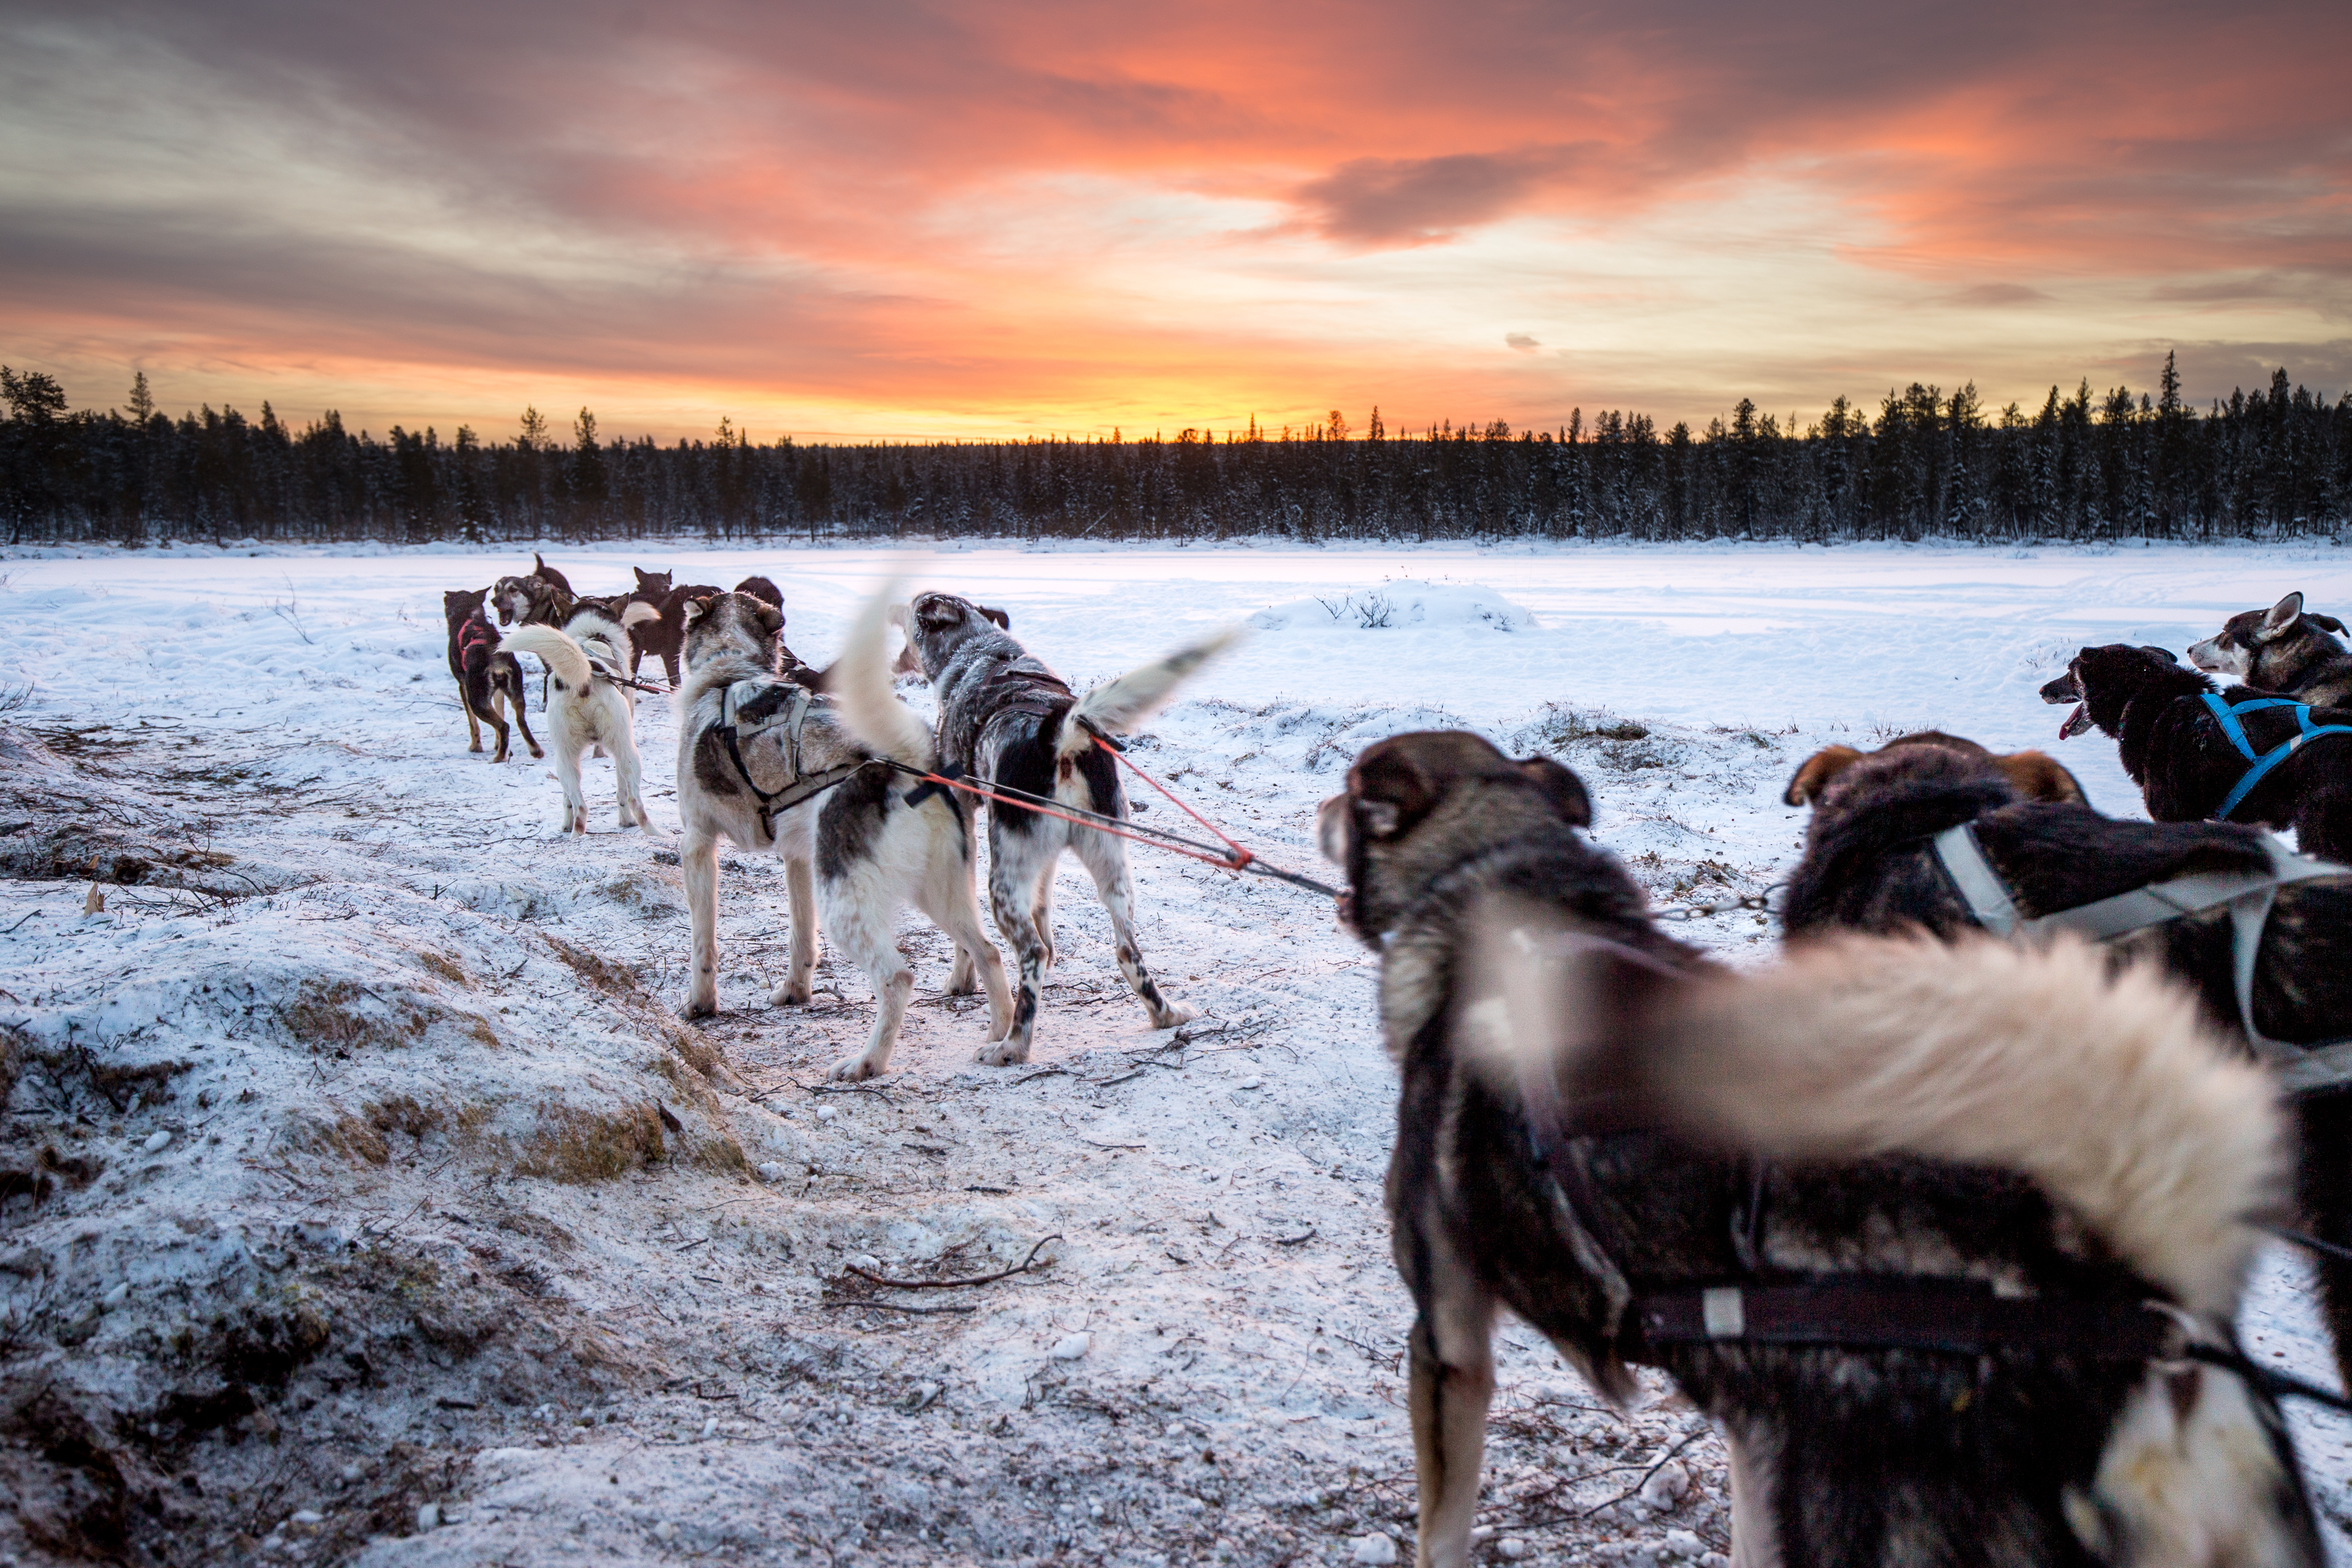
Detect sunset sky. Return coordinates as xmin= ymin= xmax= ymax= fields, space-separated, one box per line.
xmin=3 ymin=0 xmax=2348 ymax=443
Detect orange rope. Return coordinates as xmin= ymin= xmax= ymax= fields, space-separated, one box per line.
xmin=1095 ymin=735 xmax=1254 ymax=869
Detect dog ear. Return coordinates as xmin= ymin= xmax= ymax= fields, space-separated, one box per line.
xmin=915 ymin=595 xmax=962 ymax=631
xmin=1348 ymin=749 xmax=1442 ymax=841
xmin=1782 ymin=745 xmax=1863 ymax=806
xmin=2260 ymin=592 xmax=2304 ymax=641
xmin=2312 ymin=613 xmax=2346 ymax=635
xmin=1995 ymin=750 xmax=2088 ymax=805
xmin=981 ymin=606 xmax=1012 ymax=630
xmin=1516 ymin=756 xmax=1592 ymax=828
xmin=681 ymin=593 xmax=716 ymax=631
xmin=755 ymin=603 xmax=785 ymax=642
xmin=2137 ymin=645 xmax=2178 ymax=663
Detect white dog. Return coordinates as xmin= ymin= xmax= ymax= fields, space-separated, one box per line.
xmin=673 ymin=589 xmax=1010 ymax=1080
xmin=504 ymin=608 xmax=654 ymax=835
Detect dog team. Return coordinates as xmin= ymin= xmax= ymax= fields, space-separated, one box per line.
xmin=447 ymin=563 xmax=2352 ymax=1568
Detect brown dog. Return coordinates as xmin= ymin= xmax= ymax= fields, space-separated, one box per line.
xmin=1782 ymin=730 xmax=2084 ymax=808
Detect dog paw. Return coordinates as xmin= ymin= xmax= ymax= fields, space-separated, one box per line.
xmin=770 ymin=981 xmax=813 ymax=1007
xmin=975 ymin=1039 xmax=1031 ymax=1067
xmin=680 ymin=998 xmax=717 ymax=1021
xmin=1150 ymin=1000 xmax=1200 ymax=1030
xmin=527 ymin=745 xmax=545 ymax=759
xmin=827 ymin=1054 xmax=881 ymax=1083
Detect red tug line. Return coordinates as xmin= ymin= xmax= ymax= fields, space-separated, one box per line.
xmin=879 ymin=735 xmax=1342 ymax=900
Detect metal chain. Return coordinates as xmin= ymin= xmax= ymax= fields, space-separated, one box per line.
xmin=1651 ymin=880 xmax=1788 ymax=923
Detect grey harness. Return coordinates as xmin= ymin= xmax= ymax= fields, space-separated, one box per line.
xmin=712 ymin=679 xmax=867 ymax=842
xmin=1933 ymin=824 xmax=2352 ymax=1095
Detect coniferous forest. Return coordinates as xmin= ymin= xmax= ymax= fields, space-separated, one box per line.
xmin=3 ymin=355 xmax=2349 ymax=547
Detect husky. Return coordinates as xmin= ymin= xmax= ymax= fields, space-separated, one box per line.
xmin=442 ymin=587 xmax=541 ymax=764
xmin=501 ymin=607 xmax=654 ymax=835
xmin=1319 ymin=729 xmax=2316 ymax=1568
xmin=1782 ymin=736 xmax=2352 ymax=1387
xmin=888 ymin=591 xmax=1236 ymax=1064
xmin=2188 ymin=592 xmax=2352 ymax=711
xmin=2040 ymin=643 xmax=2352 ymax=864
xmin=675 ymin=590 xmax=1010 ymax=1080
xmin=492 ymin=570 xmax=572 ymax=629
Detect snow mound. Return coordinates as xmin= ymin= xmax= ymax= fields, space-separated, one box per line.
xmin=1247 ymin=580 xmax=1535 ymax=633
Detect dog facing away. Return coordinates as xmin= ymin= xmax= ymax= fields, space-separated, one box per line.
xmin=1782 ymin=737 xmax=2352 ymax=1386
xmin=2189 ymin=592 xmax=2352 ymax=711
xmin=501 ymin=608 xmax=653 ymax=835
xmin=885 ymin=591 xmax=1235 ymax=1064
xmin=441 ymin=588 xmax=541 ymax=763
xmin=1319 ymin=730 xmax=2316 ymax=1568
xmin=2041 ymin=643 xmax=2352 ymax=862
xmin=618 ymin=580 xmax=720 ymax=689
xmin=733 ymin=575 xmax=783 ymax=608
xmin=675 ymin=590 xmax=1008 ymax=1079
xmin=531 ymin=554 xmax=573 ymax=597
xmin=1782 ymin=729 xmax=2085 ymax=807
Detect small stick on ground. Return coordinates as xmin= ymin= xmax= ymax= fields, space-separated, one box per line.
xmin=846 ymin=1235 xmax=1062 ymax=1290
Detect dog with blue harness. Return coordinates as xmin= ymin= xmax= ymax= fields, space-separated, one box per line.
xmin=2041 ymin=642 xmax=2352 ymax=866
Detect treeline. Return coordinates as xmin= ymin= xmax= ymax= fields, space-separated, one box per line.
xmin=3 ymin=356 xmax=2349 ymax=546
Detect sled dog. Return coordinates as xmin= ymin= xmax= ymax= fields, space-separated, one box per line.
xmin=675 ymin=590 xmax=1009 ymax=1080
xmin=442 ymin=587 xmax=540 ymax=764
xmin=1320 ymin=729 xmax=2316 ymax=1568
xmin=889 ymin=591 xmax=1236 ymax=1063
xmin=2188 ymin=592 xmax=2352 ymax=712
xmin=501 ymin=607 xmax=654 ymax=835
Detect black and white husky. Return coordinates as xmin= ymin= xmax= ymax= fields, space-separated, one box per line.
xmin=886 ymin=593 xmax=1236 ymax=1064
xmin=503 ymin=606 xmax=654 ymax=835
xmin=675 ymin=591 xmax=1010 ymax=1080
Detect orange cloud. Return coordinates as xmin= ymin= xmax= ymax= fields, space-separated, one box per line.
xmin=3 ymin=0 xmax=2347 ymax=440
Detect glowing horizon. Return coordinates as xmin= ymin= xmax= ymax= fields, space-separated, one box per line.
xmin=4 ymin=1 xmax=2347 ymax=445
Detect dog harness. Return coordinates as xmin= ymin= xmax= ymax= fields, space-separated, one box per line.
xmin=2203 ymin=693 xmax=2352 ymax=819
xmin=1932 ymin=823 xmax=2352 ymax=1094
xmin=711 ymin=679 xmax=868 ymax=841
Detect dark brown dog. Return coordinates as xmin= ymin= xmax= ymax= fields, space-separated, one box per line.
xmin=1321 ymin=729 xmax=2313 ymax=1568
xmin=733 ymin=574 xmax=783 ymax=608
xmin=442 ymin=588 xmax=540 ymax=762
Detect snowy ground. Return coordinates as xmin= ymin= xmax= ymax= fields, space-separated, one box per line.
xmin=1 ymin=538 xmax=2349 ymax=1567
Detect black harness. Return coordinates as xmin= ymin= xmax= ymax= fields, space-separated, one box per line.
xmin=710 ymin=679 xmax=869 ymax=841
xmin=912 ymin=665 xmax=1077 ymax=812
xmin=1932 ymin=824 xmax=2352 ymax=1095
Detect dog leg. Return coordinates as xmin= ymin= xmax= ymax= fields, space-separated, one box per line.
xmin=1406 ymin=1282 xmax=1496 ymax=1568
xmin=612 ymin=731 xmax=652 ymax=830
xmin=486 ymin=689 xmax=512 ymax=764
xmin=1722 ymin=1425 xmax=1784 ymax=1568
xmin=979 ymin=833 xmax=1050 ymax=1065
xmin=920 ymin=842 xmax=1012 ymax=1042
xmin=1071 ymin=827 xmax=1195 ymax=1029
xmin=664 ymin=649 xmax=681 ymax=689
xmin=1032 ymin=878 xmax=1056 ymax=973
xmin=509 ymin=683 xmax=543 ymax=760
xmin=552 ymin=737 xmax=588 ymax=835
xmin=822 ymin=891 xmax=912 ymax=1081
xmin=681 ymin=827 xmax=721 ymax=1018
xmin=770 ymin=854 xmax=817 ymax=1006
xmin=460 ymin=679 xmax=484 ymax=752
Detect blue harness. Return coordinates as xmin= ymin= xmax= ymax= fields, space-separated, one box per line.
xmin=2205 ymin=693 xmax=2352 ymax=820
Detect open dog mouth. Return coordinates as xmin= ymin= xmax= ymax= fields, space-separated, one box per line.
xmin=2037 ymin=672 xmax=2089 ymax=739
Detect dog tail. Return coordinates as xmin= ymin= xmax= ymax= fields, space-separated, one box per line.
xmin=1469 ymin=923 xmax=2281 ymax=1317
xmin=833 ymin=587 xmax=934 ymax=769
xmin=621 ymin=599 xmax=662 ymax=631
xmin=1054 ymin=627 xmax=1244 ymax=762
xmin=501 ymin=625 xmax=593 ymax=691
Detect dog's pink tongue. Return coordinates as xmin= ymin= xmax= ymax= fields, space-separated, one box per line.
xmin=2059 ymin=704 xmax=2090 ymax=740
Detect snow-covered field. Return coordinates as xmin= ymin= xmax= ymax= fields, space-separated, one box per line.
xmin=2 ymin=538 xmax=2349 ymax=1567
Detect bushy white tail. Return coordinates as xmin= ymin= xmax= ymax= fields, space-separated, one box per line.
xmin=833 ymin=587 xmax=933 ymax=768
xmin=1468 ymin=924 xmax=2282 ymax=1316
xmin=1054 ymin=628 xmax=1244 ymax=761
xmin=622 ymin=599 xmax=662 ymax=630
xmin=503 ymin=625 xmax=591 ymax=690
